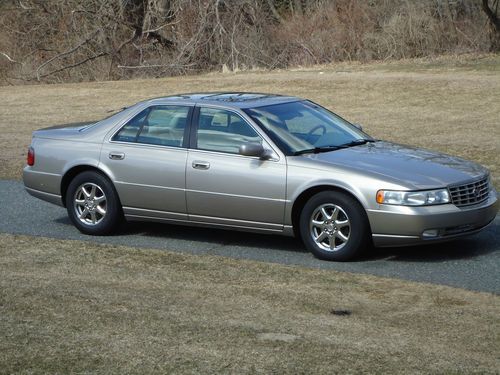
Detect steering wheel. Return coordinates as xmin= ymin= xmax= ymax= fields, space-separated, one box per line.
xmin=306 ymin=124 xmax=327 ymax=140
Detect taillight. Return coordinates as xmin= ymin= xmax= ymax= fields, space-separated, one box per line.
xmin=27 ymin=146 xmax=35 ymax=166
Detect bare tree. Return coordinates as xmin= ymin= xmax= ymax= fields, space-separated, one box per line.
xmin=0 ymin=0 xmax=497 ymax=85
xmin=481 ymin=0 xmax=500 ymax=50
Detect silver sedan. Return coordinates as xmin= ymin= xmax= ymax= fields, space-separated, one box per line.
xmin=23 ymin=93 xmax=499 ymax=261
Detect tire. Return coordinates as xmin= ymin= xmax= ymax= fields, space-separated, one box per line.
xmin=65 ymin=171 xmax=123 ymax=235
xmin=299 ymin=191 xmax=370 ymax=261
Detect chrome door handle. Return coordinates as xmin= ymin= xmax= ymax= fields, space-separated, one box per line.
xmin=192 ymin=161 xmax=210 ymax=170
xmin=109 ymin=152 xmax=125 ymax=160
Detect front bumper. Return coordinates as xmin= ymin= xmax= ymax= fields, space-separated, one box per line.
xmin=367 ymin=189 xmax=499 ymax=247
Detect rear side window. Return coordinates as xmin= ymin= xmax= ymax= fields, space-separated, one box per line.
xmin=112 ymin=106 xmax=190 ymax=147
xmin=113 ymin=109 xmax=149 ymax=142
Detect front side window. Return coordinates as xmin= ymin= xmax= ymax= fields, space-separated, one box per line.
xmin=113 ymin=105 xmax=190 ymax=147
xmin=196 ymin=107 xmax=261 ymax=154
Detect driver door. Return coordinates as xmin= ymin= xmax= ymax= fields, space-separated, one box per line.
xmin=186 ymin=106 xmax=286 ymax=231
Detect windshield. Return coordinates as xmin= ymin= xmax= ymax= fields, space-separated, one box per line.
xmin=244 ymin=101 xmax=373 ymax=155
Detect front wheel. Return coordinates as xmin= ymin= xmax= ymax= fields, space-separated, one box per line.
xmin=299 ymin=191 xmax=370 ymax=261
xmin=66 ymin=171 xmax=123 ymax=235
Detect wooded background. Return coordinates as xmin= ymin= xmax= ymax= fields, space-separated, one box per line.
xmin=0 ymin=0 xmax=499 ymax=84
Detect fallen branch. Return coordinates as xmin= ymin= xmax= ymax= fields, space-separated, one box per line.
xmin=37 ymin=52 xmax=108 ymax=80
xmin=36 ymin=30 xmax=100 ymax=81
xmin=117 ymin=63 xmax=195 ymax=69
xmin=17 ymin=0 xmax=33 ymax=10
xmin=143 ymin=20 xmax=179 ymax=34
xmin=0 ymin=52 xmax=21 ymax=64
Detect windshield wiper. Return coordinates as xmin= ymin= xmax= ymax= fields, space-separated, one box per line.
xmin=293 ymin=139 xmax=377 ymax=156
xmin=338 ymin=139 xmax=376 ymax=148
xmin=293 ymin=145 xmax=346 ymax=156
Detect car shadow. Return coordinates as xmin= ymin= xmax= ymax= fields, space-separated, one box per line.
xmin=121 ymin=221 xmax=307 ymax=253
xmin=361 ymin=236 xmax=498 ymax=262
xmin=53 ymin=216 xmax=499 ymax=262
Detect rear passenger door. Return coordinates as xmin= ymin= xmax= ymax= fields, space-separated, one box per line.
xmin=101 ymin=105 xmax=192 ymax=221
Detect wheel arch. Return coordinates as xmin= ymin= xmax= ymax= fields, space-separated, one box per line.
xmin=290 ymin=185 xmax=371 ymax=238
xmin=60 ymin=165 xmax=115 ymax=207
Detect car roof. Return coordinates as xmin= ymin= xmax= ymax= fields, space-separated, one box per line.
xmin=144 ymin=92 xmax=302 ymax=109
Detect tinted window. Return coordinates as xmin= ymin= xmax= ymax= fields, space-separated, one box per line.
xmin=113 ymin=108 xmax=149 ymax=143
xmin=113 ymin=106 xmax=190 ymax=147
xmin=196 ymin=108 xmax=261 ymax=154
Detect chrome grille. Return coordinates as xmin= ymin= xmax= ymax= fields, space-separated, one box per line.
xmin=449 ymin=176 xmax=490 ymax=207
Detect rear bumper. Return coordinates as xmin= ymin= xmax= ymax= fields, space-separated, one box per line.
xmin=23 ymin=167 xmax=64 ymax=207
xmin=25 ymin=186 xmax=64 ymax=207
xmin=368 ymin=189 xmax=499 ymax=247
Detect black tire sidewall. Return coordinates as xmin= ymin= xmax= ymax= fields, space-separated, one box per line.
xmin=299 ymin=191 xmax=369 ymax=261
xmin=65 ymin=171 xmax=121 ymax=235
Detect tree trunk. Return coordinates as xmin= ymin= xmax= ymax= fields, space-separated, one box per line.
xmin=481 ymin=0 xmax=500 ymax=50
xmin=266 ymin=0 xmax=284 ymax=23
xmin=293 ymin=0 xmax=303 ymax=15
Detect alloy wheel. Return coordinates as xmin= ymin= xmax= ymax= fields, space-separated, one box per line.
xmin=73 ymin=182 xmax=107 ymax=226
xmin=309 ymin=203 xmax=351 ymax=252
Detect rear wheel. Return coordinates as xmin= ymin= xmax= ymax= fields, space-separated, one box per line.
xmin=299 ymin=191 xmax=370 ymax=261
xmin=66 ymin=171 xmax=122 ymax=235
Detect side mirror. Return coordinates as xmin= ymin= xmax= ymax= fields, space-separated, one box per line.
xmin=353 ymin=123 xmax=363 ymax=131
xmin=239 ymin=143 xmax=273 ymax=160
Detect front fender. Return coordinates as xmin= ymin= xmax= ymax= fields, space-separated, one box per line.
xmin=284 ymin=164 xmax=407 ymax=226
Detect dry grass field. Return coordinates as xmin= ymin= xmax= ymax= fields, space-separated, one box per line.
xmin=1 ymin=233 xmax=499 ymax=374
xmin=0 ymin=54 xmax=499 ymax=185
xmin=1 ymin=56 xmax=499 ymax=374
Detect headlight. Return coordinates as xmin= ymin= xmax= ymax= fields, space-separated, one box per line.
xmin=376 ymin=189 xmax=450 ymax=206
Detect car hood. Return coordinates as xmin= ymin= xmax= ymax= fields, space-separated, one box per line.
xmin=295 ymin=141 xmax=488 ymax=189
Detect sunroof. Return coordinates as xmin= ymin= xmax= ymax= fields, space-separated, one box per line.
xmin=200 ymin=93 xmax=279 ymax=102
